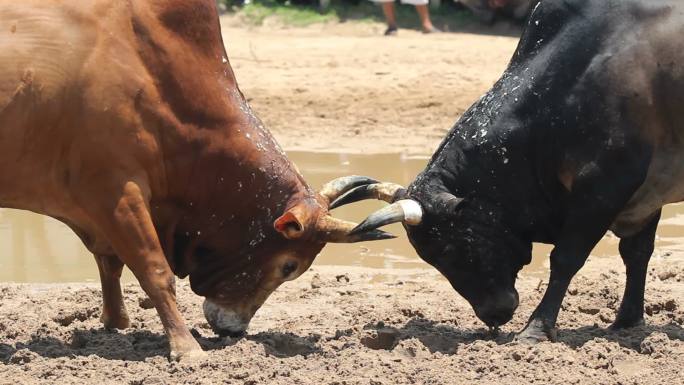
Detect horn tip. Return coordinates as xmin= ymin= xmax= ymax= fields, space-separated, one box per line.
xmin=350 ymin=229 xmax=396 ymax=242
xmin=373 ymin=230 xmax=397 ymax=240
xmin=349 ymin=221 xmax=371 ymax=236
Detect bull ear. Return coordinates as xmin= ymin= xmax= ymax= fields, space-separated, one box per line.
xmin=433 ymin=192 xmax=464 ymax=213
xmin=274 ymin=210 xmax=307 ymax=239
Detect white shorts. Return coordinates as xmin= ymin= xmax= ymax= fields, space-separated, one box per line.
xmin=370 ymin=0 xmax=429 ymax=5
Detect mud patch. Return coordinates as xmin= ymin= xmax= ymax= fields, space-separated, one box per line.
xmin=255 ymin=332 xmax=320 ymax=357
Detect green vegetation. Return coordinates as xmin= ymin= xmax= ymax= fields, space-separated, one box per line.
xmin=239 ymin=1 xmax=340 ymax=26
xmin=218 ymin=0 xmax=478 ymax=30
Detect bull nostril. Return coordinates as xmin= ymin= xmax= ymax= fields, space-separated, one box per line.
xmin=497 ymin=292 xmax=519 ymax=314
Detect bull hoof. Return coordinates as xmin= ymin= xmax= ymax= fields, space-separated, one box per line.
xmin=170 ymin=348 xmax=207 ymax=362
xmin=515 ymin=319 xmax=557 ymax=344
xmin=100 ymin=312 xmax=131 ymax=330
xmin=169 ymin=340 xmax=206 ymax=362
xmin=170 ymin=347 xmax=207 ymax=362
xmin=609 ymin=317 xmax=645 ymax=331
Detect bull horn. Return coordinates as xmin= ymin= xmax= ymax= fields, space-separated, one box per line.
xmin=315 ymin=176 xmax=399 ymax=242
xmin=329 ymin=183 xmax=406 ymax=209
xmin=316 ymin=215 xmax=396 ymax=243
xmin=350 ymin=199 xmax=423 ymax=235
xmin=319 ymin=176 xmax=379 ymax=203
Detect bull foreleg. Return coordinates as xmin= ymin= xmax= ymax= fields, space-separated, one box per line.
xmin=516 ymin=148 xmax=650 ymax=343
xmin=611 ymin=211 xmax=660 ymax=329
xmin=90 ymin=180 xmax=204 ymax=361
xmin=94 ymin=254 xmax=130 ymax=329
xmin=515 ymin=236 xmax=595 ymax=343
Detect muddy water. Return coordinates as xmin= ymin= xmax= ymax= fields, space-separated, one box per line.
xmin=1 ymin=151 xmax=684 ymax=282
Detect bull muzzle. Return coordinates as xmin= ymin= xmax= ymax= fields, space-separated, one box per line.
xmin=203 ymin=299 xmax=250 ymax=337
xmin=473 ymin=290 xmax=519 ymax=328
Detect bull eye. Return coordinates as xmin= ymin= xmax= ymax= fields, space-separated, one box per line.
xmin=282 ymin=261 xmax=298 ymax=278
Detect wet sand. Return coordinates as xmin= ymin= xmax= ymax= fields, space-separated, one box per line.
xmin=1 ymin=254 xmax=682 ymax=384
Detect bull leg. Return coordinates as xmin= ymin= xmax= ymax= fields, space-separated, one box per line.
xmin=516 ymin=150 xmax=649 ymax=343
xmin=90 ymin=180 xmax=203 ymax=361
xmin=94 ymin=254 xmax=130 ymax=329
xmin=611 ymin=210 xmax=660 ymax=329
xmin=515 ymin=235 xmax=597 ymax=343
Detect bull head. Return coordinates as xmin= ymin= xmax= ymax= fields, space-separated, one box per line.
xmin=331 ymin=178 xmax=525 ymax=329
xmin=202 ymin=176 xmax=397 ymax=337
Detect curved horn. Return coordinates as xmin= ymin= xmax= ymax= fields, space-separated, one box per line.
xmin=314 ymin=176 xmax=402 ymax=242
xmin=350 ymin=199 xmax=423 ymax=235
xmin=319 ymin=176 xmax=379 ymax=203
xmin=329 ymin=183 xmax=406 ymax=210
xmin=316 ymin=216 xmax=396 ymax=243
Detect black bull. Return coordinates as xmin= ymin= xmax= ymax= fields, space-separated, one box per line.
xmin=333 ymin=0 xmax=684 ymax=342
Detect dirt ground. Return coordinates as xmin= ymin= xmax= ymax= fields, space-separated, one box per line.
xmin=1 ymin=254 xmax=682 ymax=384
xmin=220 ymin=17 xmax=519 ymax=155
xmin=1 ymin=17 xmax=683 ymax=385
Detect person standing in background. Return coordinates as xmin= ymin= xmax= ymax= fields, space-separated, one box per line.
xmin=372 ymin=0 xmax=440 ymax=35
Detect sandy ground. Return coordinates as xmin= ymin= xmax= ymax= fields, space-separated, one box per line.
xmin=2 ymin=18 xmax=683 ymax=385
xmin=1 ymin=254 xmax=682 ymax=384
xmin=221 ymin=18 xmax=519 ymax=155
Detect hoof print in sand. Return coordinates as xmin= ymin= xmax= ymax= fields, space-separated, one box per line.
xmin=52 ymin=307 xmax=98 ymax=327
xmin=260 ymin=333 xmax=318 ymax=357
xmin=640 ymin=332 xmax=675 ymax=357
xmin=645 ymin=299 xmax=677 ymax=316
xmin=361 ymin=328 xmax=400 ymax=350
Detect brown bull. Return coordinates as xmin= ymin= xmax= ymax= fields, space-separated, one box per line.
xmin=0 ymin=0 xmax=391 ymax=360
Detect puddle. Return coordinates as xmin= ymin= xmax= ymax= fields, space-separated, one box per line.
xmin=1 ymin=151 xmax=683 ymax=282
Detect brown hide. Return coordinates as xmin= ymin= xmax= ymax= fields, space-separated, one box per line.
xmin=0 ymin=0 xmax=375 ymax=359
